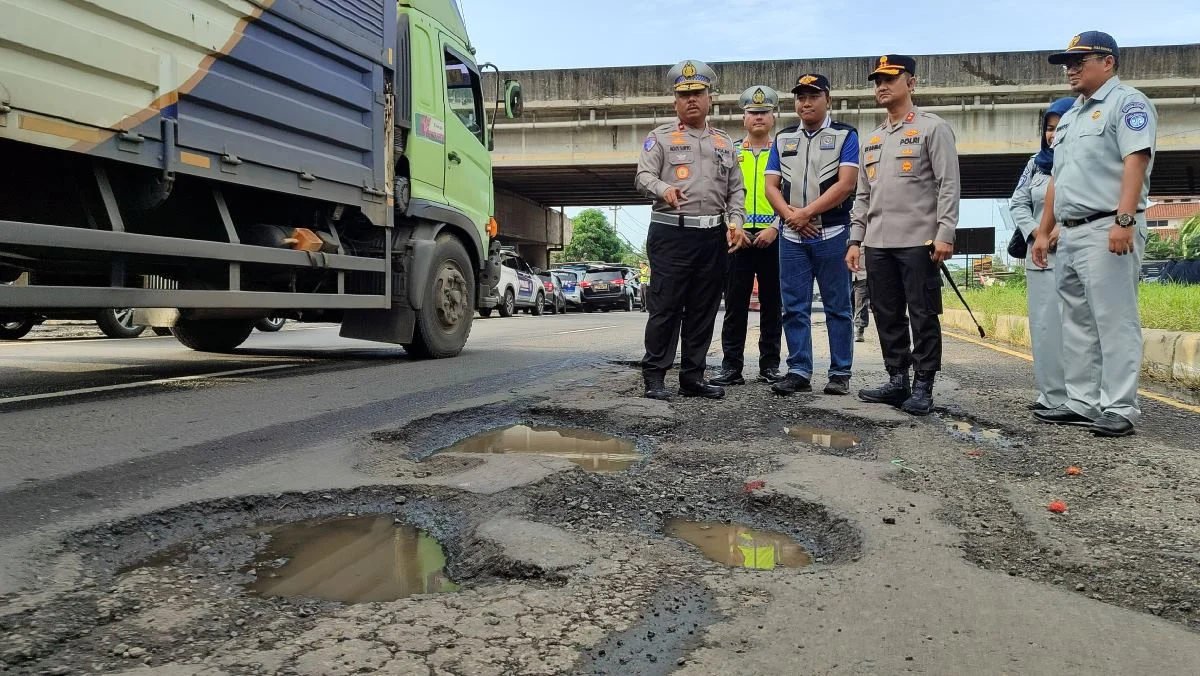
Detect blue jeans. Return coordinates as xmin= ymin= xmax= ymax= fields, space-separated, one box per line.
xmin=779 ymin=230 xmax=854 ymax=379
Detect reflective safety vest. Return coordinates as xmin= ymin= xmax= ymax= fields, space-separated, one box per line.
xmin=736 ymin=139 xmax=775 ymax=229
xmin=639 ymin=266 xmax=650 ymax=284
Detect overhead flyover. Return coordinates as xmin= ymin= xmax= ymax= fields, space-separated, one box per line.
xmin=488 ymin=45 xmax=1200 ymax=205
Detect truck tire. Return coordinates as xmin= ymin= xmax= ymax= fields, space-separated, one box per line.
xmin=95 ymin=308 xmax=147 ymax=339
xmin=499 ymin=289 xmax=515 ymax=318
xmin=532 ymin=292 xmax=545 ymax=316
xmin=406 ymin=236 xmax=475 ymax=359
xmin=172 ymin=318 xmax=254 ymax=353
xmin=0 ymin=319 xmax=35 ymax=340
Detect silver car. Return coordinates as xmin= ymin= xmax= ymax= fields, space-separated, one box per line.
xmin=547 ymin=268 xmax=583 ymax=310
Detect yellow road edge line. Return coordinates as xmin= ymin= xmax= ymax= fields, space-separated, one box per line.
xmin=943 ymin=329 xmax=1200 ymax=414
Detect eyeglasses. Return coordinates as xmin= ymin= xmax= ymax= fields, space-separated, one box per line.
xmin=1062 ymin=55 xmax=1105 ymax=72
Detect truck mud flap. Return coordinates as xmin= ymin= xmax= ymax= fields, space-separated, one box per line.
xmin=340 ymin=307 xmax=416 ymax=345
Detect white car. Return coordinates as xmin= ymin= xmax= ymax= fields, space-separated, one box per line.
xmin=547 ymin=268 xmax=583 ymax=310
xmin=482 ymin=250 xmax=544 ymax=317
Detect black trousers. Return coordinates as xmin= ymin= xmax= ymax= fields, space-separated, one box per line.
xmin=865 ymin=246 xmax=943 ymax=372
xmin=643 ymin=222 xmax=726 ymax=385
xmin=720 ymin=236 xmax=781 ymax=372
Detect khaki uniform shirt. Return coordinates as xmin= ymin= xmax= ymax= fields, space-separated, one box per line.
xmin=635 ymin=121 xmax=747 ymax=228
xmin=849 ymin=107 xmax=960 ymax=248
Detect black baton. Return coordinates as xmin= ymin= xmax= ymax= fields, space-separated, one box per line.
xmin=926 ymin=240 xmax=986 ymax=338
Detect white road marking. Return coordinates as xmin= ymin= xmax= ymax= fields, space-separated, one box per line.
xmin=553 ymin=325 xmax=620 ymax=335
xmin=0 ymin=364 xmax=302 ymax=405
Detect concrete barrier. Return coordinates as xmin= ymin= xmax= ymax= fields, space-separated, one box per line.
xmin=941 ymin=309 xmax=1200 ymax=389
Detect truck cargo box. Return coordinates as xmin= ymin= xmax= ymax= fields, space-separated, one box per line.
xmin=0 ymin=0 xmax=396 ymax=224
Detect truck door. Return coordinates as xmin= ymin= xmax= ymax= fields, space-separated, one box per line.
xmin=407 ymin=22 xmax=445 ymax=198
xmin=440 ymin=42 xmax=491 ymax=231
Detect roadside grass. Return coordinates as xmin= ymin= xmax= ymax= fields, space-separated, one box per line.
xmin=942 ymin=283 xmax=1200 ymax=332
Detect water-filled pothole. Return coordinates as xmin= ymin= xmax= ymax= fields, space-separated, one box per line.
xmin=665 ymin=519 xmax=813 ymax=570
xmin=944 ymin=417 xmax=1016 ymax=446
xmin=246 ymin=515 xmax=458 ymax=603
xmin=784 ymin=425 xmax=861 ymax=449
xmin=437 ymin=424 xmax=641 ymax=472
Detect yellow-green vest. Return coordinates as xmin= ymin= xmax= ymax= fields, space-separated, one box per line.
xmin=737 ymin=140 xmax=775 ymax=229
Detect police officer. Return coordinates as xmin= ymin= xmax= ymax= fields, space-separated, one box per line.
xmin=765 ymin=74 xmax=860 ymax=396
xmin=636 ymin=60 xmax=750 ymax=400
xmin=1031 ymin=32 xmax=1157 ymax=437
xmin=846 ymin=55 xmax=960 ymax=416
xmin=709 ymin=85 xmax=784 ymax=388
xmin=638 ymin=261 xmax=651 ymax=312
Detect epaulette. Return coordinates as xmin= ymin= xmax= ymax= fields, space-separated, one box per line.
xmin=829 ymin=121 xmax=857 ymax=133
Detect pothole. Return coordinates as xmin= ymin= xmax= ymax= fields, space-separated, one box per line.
xmin=784 ymin=425 xmax=861 ymax=450
xmin=435 ymin=424 xmax=642 ymax=472
xmin=243 ymin=515 xmax=458 ymax=603
xmin=665 ymin=519 xmax=813 ymax=570
xmin=942 ymin=416 xmax=1019 ymax=447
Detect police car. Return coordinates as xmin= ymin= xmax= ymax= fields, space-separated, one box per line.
xmin=480 ymin=248 xmax=544 ymax=317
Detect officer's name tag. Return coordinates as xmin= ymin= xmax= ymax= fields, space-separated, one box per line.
xmin=819 ymin=135 xmax=835 ymax=150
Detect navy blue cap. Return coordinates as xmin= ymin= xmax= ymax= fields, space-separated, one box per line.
xmin=791 ymin=73 xmax=831 ymax=94
xmin=1047 ymin=31 xmax=1119 ymax=64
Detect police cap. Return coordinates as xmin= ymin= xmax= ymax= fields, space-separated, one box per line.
xmin=739 ymin=85 xmax=779 ymax=112
xmin=1047 ymin=31 xmax=1119 ymax=65
xmin=790 ymin=74 xmax=831 ymax=94
xmin=867 ymin=54 xmax=917 ymax=81
xmin=668 ymin=60 xmax=716 ymax=92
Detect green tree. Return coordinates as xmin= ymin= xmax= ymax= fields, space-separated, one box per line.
xmin=1145 ymin=231 xmax=1180 ymax=260
xmin=1180 ymin=214 xmax=1200 ymax=260
xmin=562 ymin=208 xmax=625 ymax=262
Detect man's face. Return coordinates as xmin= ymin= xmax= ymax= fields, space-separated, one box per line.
xmin=873 ymin=73 xmax=915 ymax=106
xmin=1062 ymin=54 xmax=1114 ymax=94
xmin=794 ymin=90 xmax=830 ymax=125
xmin=674 ymin=89 xmax=711 ymax=125
xmin=743 ymin=109 xmax=774 ymax=134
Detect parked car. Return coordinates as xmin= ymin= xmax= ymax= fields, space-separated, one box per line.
xmin=0 ymin=306 xmax=147 ymax=340
xmin=548 ymin=268 xmax=583 ymax=310
xmin=537 ymin=271 xmax=567 ymax=314
xmin=579 ymin=266 xmax=636 ymax=312
xmin=481 ymin=249 xmax=543 ymax=317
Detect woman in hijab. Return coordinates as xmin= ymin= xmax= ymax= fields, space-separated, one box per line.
xmin=1010 ymin=97 xmax=1076 ymax=412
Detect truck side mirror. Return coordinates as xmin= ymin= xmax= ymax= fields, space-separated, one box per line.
xmin=503 ymin=80 xmax=523 ymax=119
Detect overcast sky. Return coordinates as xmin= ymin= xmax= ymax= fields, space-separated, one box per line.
xmin=458 ymin=1 xmax=1194 ymax=253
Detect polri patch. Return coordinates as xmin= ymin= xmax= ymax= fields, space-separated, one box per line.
xmin=819 ymin=135 xmax=835 ymax=149
xmin=1124 ymin=111 xmax=1149 ymax=131
xmin=643 ymin=136 xmax=657 ymax=151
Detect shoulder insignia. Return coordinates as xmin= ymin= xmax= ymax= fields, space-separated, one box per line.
xmin=643 ymin=136 xmax=656 ymax=152
xmin=904 ymin=111 xmax=915 ymax=123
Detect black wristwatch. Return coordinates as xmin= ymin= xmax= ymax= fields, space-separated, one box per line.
xmin=847 ymin=239 xmax=862 ymax=249
xmin=1115 ymin=213 xmax=1136 ymax=228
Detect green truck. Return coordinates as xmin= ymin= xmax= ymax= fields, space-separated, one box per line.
xmin=0 ymin=0 xmax=521 ymax=356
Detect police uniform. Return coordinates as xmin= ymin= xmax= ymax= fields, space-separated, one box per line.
xmin=711 ymin=85 xmax=783 ymax=386
xmin=849 ymin=54 xmax=961 ymax=415
xmin=767 ymin=73 xmax=860 ymax=396
xmin=1037 ymin=32 xmax=1157 ymax=435
xmin=635 ymin=60 xmax=747 ymax=399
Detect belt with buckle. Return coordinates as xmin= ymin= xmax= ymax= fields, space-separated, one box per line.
xmin=1062 ymin=209 xmax=1142 ymax=228
xmin=650 ymin=213 xmax=724 ymax=229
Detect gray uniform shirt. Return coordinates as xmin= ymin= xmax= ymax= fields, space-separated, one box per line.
xmin=1009 ymin=157 xmax=1055 ymax=270
xmin=849 ymin=107 xmax=960 ymax=248
xmin=1050 ymin=76 xmax=1157 ymax=221
xmin=635 ymin=121 xmax=746 ymax=228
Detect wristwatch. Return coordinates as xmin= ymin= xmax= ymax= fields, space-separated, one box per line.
xmin=1115 ymin=213 xmax=1136 ymax=228
xmin=847 ymin=239 xmax=862 ymax=249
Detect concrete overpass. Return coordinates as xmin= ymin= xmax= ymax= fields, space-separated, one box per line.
xmin=489 ymin=45 xmax=1200 ymax=205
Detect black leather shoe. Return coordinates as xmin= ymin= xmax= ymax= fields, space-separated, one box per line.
xmin=757 ymin=368 xmax=785 ymax=384
xmin=1033 ymin=408 xmax=1094 ymax=426
xmin=854 ymin=329 xmax=866 ymax=343
xmin=1027 ymin=402 xmax=1053 ymax=411
xmin=858 ymin=369 xmax=910 ymax=407
xmin=823 ymin=375 xmax=851 ymax=395
xmin=644 ymin=382 xmax=671 ymax=401
xmin=709 ymin=369 xmax=745 ymax=386
xmin=901 ymin=371 xmax=936 ymax=416
xmin=771 ymin=372 xmax=812 ymax=395
xmin=1090 ymin=412 xmax=1135 ymax=437
xmin=679 ymin=381 xmax=725 ymax=399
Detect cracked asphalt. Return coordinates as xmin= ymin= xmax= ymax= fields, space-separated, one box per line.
xmin=2 ymin=310 xmax=1199 ymax=675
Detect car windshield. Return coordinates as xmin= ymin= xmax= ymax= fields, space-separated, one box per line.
xmin=550 ymin=270 xmax=578 ymax=282
xmin=585 ymin=270 xmax=623 ymax=282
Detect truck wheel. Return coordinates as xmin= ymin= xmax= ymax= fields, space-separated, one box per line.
xmin=172 ymin=318 xmax=254 ymax=353
xmin=95 ymin=308 xmax=147 ymax=338
xmin=532 ymin=292 xmax=545 ymax=316
xmin=0 ymin=319 xmax=35 ymax=340
xmin=406 ymin=236 xmax=474 ymax=359
xmin=499 ymin=289 xmax=515 ymax=317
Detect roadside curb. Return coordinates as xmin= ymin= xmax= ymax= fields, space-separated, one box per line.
xmin=942 ymin=309 xmax=1200 ymax=388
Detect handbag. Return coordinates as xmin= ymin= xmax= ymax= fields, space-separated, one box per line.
xmin=1007 ymin=228 xmax=1029 ymax=259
